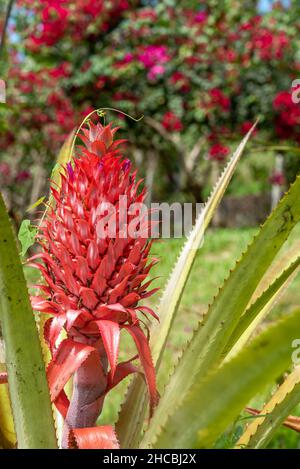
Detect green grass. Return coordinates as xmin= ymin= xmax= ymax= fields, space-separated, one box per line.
xmin=24 ymin=225 xmax=300 ymax=447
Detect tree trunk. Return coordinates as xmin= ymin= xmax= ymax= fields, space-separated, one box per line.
xmin=145 ymin=150 xmax=158 ymax=206
xmin=271 ymin=154 xmax=284 ymax=210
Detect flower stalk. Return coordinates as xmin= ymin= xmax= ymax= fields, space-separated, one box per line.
xmin=62 ymin=339 xmax=108 ymax=448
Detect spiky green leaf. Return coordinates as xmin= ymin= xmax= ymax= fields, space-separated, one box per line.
xmin=116 ymin=125 xmax=257 ymax=448
xmin=224 ymin=252 xmax=300 ymax=360
xmin=143 ymin=309 xmax=300 ymax=448
xmin=0 ymin=193 xmax=57 ymax=449
xmin=142 ymin=174 xmax=300 ymax=447
xmin=236 ymin=366 xmax=300 ymax=449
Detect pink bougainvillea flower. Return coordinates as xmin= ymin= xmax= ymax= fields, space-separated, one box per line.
xmin=161 ymin=111 xmax=183 ymax=132
xmin=138 ymin=45 xmax=170 ymax=69
xmin=0 ymin=162 xmax=11 ymax=178
xmin=209 ymin=88 xmax=230 ymax=111
xmin=169 ymin=72 xmax=190 ymax=93
xmin=15 ymin=170 xmax=31 ymax=182
xmin=48 ymin=62 xmax=71 ymax=79
xmin=273 ymin=89 xmax=300 ymax=139
xmin=194 ymin=11 xmax=207 ymax=23
xmin=240 ymin=121 xmax=257 ymax=136
xmin=208 ymin=143 xmax=230 ymax=162
xmin=114 ymin=53 xmax=134 ymax=69
xmin=30 ymin=121 xmax=159 ymax=448
xmin=269 ymin=171 xmax=285 ymax=186
xmin=147 ymin=64 xmax=166 ymax=81
xmin=273 ymin=90 xmax=293 ymax=109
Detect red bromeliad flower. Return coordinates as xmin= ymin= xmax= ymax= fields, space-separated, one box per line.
xmin=29 ymin=122 xmax=159 ymax=448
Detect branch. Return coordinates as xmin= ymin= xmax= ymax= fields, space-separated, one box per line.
xmin=186 ymin=135 xmax=205 ymax=174
xmin=0 ymin=0 xmax=15 ymax=57
xmin=145 ymin=116 xmax=188 ymax=178
xmin=145 ymin=116 xmax=185 ymax=152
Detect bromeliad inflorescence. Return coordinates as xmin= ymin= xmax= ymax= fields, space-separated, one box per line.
xmin=29 ymin=121 xmax=159 ymax=448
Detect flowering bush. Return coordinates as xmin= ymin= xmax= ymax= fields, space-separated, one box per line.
xmin=1 ymin=0 xmax=300 ymax=215
xmin=273 ymin=89 xmax=300 ymax=141
xmin=1 ymin=123 xmax=300 ymax=449
xmin=208 ymin=143 xmax=230 ymax=162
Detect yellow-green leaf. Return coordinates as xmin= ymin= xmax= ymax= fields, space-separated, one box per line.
xmin=236 ymin=366 xmax=300 ymax=449
xmin=0 ymin=193 xmax=57 ymax=448
xmin=0 ymin=361 xmax=16 ymax=448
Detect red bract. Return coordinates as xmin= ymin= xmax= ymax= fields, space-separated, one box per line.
xmin=30 ymin=122 xmax=159 ymax=448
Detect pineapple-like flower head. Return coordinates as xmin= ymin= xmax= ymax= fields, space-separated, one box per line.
xmin=30 ymin=121 xmax=159 ymax=420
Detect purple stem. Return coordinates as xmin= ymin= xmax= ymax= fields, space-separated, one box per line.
xmin=62 ymin=339 xmax=108 ymax=449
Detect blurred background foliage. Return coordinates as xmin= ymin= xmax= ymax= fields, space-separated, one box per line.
xmin=0 ymin=0 xmax=300 ymax=224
